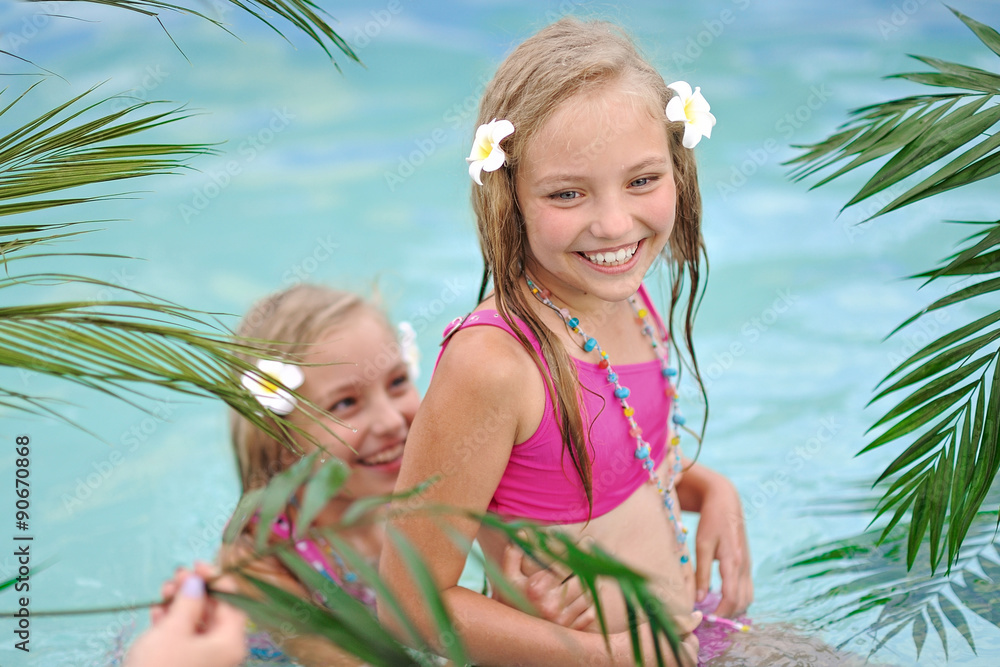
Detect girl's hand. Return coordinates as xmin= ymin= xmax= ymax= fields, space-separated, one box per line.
xmin=608 ymin=611 xmax=701 ymax=667
xmin=501 ymin=542 xmax=596 ymax=630
xmin=126 ymin=565 xmax=247 ymax=667
xmin=694 ymin=475 xmax=753 ymax=617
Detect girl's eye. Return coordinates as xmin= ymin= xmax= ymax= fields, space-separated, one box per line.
xmin=328 ymin=397 xmax=357 ymax=412
xmin=550 ymin=190 xmax=580 ymax=200
xmin=390 ymin=373 xmax=409 ymax=389
xmin=630 ymin=176 xmax=658 ymax=188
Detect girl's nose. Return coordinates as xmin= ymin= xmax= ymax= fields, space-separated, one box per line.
xmin=591 ymin=194 xmax=632 ymax=239
xmin=371 ymin=393 xmax=407 ymax=437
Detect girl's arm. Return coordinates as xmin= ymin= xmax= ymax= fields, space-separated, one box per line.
xmin=378 ymin=326 xmax=667 ymax=666
xmin=674 ymin=459 xmax=753 ymax=617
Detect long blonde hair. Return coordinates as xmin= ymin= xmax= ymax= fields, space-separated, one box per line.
xmin=230 ymin=284 xmax=370 ymax=492
xmin=471 ymin=18 xmax=706 ymax=515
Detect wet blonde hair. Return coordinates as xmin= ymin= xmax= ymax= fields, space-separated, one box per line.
xmin=471 ymin=18 xmax=706 ymax=514
xmin=230 ymin=284 xmax=380 ymax=492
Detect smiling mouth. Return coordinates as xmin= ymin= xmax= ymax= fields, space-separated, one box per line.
xmin=578 ymin=242 xmax=640 ymax=267
xmin=358 ymin=442 xmax=404 ymax=466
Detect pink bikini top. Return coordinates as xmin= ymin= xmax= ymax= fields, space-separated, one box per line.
xmin=437 ymin=284 xmax=671 ymax=524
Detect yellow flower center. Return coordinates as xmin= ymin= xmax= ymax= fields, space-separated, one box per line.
xmin=259 ymin=375 xmax=279 ymax=394
xmin=683 ymin=98 xmax=695 ymax=122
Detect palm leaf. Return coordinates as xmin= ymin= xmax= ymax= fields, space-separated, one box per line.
xmin=789 ymin=482 xmax=1000 ymax=660
xmin=220 ymin=467 xmax=685 ymax=666
xmin=42 ymin=0 xmax=360 ymax=68
xmin=789 ymin=6 xmax=1000 ymax=575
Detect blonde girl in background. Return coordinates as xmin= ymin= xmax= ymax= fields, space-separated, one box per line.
xmin=215 ymin=283 xmax=600 ymax=666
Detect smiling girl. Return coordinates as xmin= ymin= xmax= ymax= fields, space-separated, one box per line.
xmin=379 ymin=17 xmax=750 ymax=667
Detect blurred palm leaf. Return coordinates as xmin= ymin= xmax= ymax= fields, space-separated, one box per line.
xmin=0 ymin=82 xmax=330 ymax=447
xmin=33 ymin=0 xmax=360 ymax=67
xmin=788 ymin=6 xmax=1000 ymax=574
xmin=219 ymin=453 xmax=685 ymax=667
xmin=790 ymin=482 xmax=1000 ymax=660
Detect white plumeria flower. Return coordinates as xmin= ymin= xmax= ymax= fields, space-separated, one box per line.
xmin=666 ymin=81 xmax=717 ymax=149
xmin=397 ymin=321 xmax=420 ymax=382
xmin=241 ymin=359 xmax=305 ymax=416
xmin=466 ymin=118 xmax=515 ymax=185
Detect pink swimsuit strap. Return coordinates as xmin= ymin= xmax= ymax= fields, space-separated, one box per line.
xmin=438 ymin=284 xmax=672 ymax=523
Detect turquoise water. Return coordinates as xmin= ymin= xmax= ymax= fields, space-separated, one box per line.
xmin=1 ymin=0 xmax=999 ymax=664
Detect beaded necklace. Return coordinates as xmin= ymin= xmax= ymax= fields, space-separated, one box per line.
xmin=525 ymin=276 xmax=690 ymax=565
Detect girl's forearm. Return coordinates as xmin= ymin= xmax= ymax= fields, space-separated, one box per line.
xmin=675 ymin=459 xmax=722 ymax=512
xmin=427 ymin=586 xmax=614 ymax=667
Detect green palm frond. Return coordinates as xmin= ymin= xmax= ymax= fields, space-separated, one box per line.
xmin=0 ymin=83 xmax=335 ymax=449
xmin=790 ymin=482 xmax=1000 ymax=660
xmin=0 ymin=82 xmax=215 ymax=218
xmin=219 ymin=454 xmax=684 ymax=667
xmin=41 ymin=0 xmax=360 ymax=67
xmin=861 ymin=219 xmax=1000 ymax=572
xmin=787 ymin=7 xmax=1000 ymax=574
xmin=787 ymin=7 xmax=1000 ymax=221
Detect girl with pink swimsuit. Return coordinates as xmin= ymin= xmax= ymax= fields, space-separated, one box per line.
xmin=381 ymin=17 xmax=752 ymax=667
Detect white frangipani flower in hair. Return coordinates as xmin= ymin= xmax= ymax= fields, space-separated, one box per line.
xmin=241 ymin=359 xmax=304 ymax=416
xmin=666 ymin=81 xmax=717 ymax=149
xmin=397 ymin=321 xmax=420 ymax=382
xmin=466 ymin=118 xmax=515 ymax=185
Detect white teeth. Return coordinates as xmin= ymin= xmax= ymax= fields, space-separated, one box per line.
xmin=583 ymin=243 xmax=638 ymax=266
xmin=360 ymin=443 xmax=404 ymax=465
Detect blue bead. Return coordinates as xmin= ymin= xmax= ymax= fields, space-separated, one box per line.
xmin=345 ymin=572 xmax=358 ymax=582
xmin=607 ymin=372 xmax=618 ymax=383
xmin=568 ymin=317 xmax=579 ymax=329
xmin=680 ymin=554 xmax=689 ymax=564
xmin=584 ymin=337 xmax=597 ymax=352
xmin=679 ymin=532 xmax=687 ymax=544
xmin=614 ymin=386 xmax=630 ymax=399
xmin=672 ymin=413 xmax=686 ymax=426
xmin=634 ymin=446 xmax=650 ymax=459
xmin=643 ymin=459 xmax=655 ymax=471
xmin=665 ymin=367 xmax=678 ymax=377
